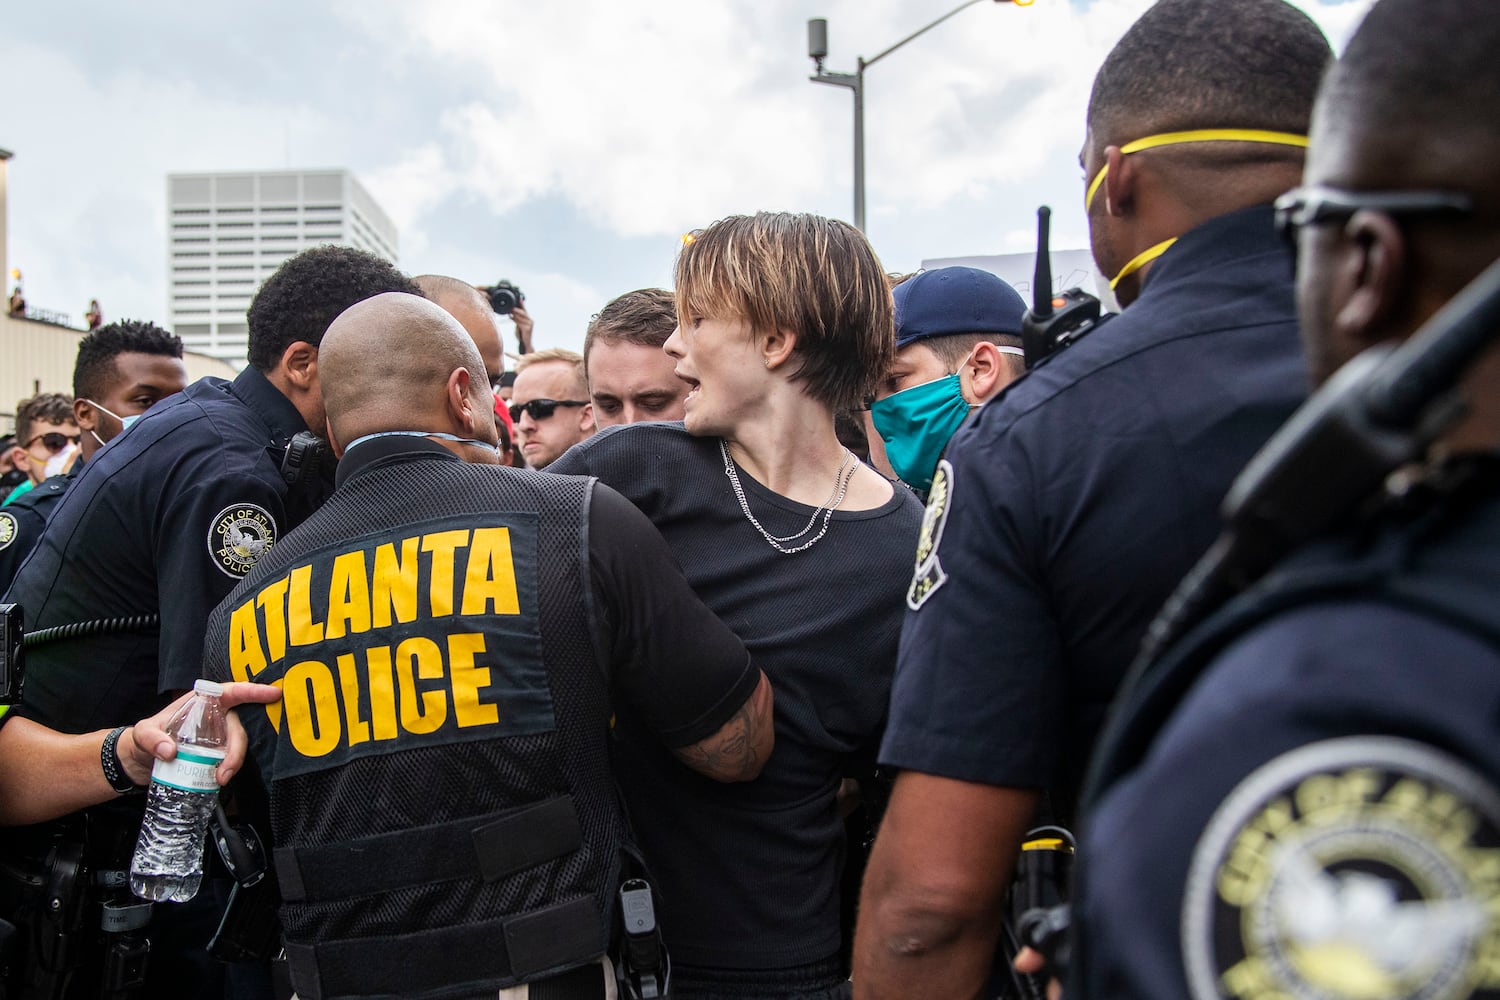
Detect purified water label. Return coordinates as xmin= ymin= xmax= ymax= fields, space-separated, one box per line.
xmin=150 ymin=747 xmax=225 ymax=793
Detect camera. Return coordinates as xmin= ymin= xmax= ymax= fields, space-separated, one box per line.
xmin=485 ymin=280 xmax=525 ymax=316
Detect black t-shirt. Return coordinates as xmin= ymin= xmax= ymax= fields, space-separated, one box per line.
xmin=551 ymin=423 xmax=924 ymax=971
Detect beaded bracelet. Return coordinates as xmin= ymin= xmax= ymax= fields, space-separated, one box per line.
xmin=101 ymin=726 xmax=142 ymax=795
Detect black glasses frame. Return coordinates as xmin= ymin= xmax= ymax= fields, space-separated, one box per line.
xmin=509 ymin=398 xmax=589 ymax=422
xmin=1274 ymin=185 xmax=1474 ymax=244
xmin=25 ymin=432 xmax=81 ymax=454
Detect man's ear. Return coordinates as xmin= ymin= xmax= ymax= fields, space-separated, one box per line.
xmin=446 ymin=367 xmax=477 ymax=434
xmin=73 ymin=398 xmax=99 ymax=435
xmin=1102 ymin=146 xmax=1135 ymax=218
xmin=325 ymin=418 xmax=346 ymax=460
xmin=961 ymin=342 xmax=1017 ymax=405
xmin=1332 ymin=211 xmax=1407 ymax=351
xmin=578 ymin=401 xmax=596 ymax=432
xmin=7 ymin=445 xmax=30 ymax=474
xmin=279 ymin=341 xmax=320 ymax=391
xmin=761 ymin=327 xmax=799 ymax=371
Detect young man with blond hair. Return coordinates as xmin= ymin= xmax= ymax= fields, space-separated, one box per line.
xmin=510 ymin=347 xmax=594 ymax=468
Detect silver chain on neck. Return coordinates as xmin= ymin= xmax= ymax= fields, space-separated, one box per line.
xmin=720 ymin=438 xmax=856 ymax=555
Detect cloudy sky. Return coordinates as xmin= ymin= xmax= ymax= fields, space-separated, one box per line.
xmin=3 ymin=0 xmax=1373 ymax=360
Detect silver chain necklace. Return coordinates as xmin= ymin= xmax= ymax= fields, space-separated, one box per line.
xmin=720 ymin=439 xmax=856 ymax=554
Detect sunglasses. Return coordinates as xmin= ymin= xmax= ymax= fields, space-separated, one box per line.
xmin=509 ymin=398 xmax=589 ymax=422
xmin=25 ymin=432 xmax=81 ymax=454
xmin=1274 ymin=185 xmax=1473 ymax=244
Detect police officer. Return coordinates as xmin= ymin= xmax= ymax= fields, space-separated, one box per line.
xmin=0 ymin=683 xmax=278 ymax=826
xmin=0 ymin=319 xmax=188 ymax=590
xmin=1 ymin=245 xmax=421 ymax=997
xmin=1069 ymin=3 xmax=1500 ymax=997
xmin=853 ymin=2 xmax=1332 ymax=995
xmin=204 ymin=292 xmax=772 ymax=1000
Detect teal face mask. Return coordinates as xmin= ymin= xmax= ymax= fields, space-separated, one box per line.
xmin=870 ymin=373 xmax=971 ymax=492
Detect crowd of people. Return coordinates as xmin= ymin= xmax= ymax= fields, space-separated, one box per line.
xmin=1 ymin=0 xmax=1497 ymax=998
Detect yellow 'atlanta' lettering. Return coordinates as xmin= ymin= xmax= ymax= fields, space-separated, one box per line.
xmin=277 ymin=633 xmax=499 ymax=757
xmin=228 ymin=527 xmax=521 ymax=682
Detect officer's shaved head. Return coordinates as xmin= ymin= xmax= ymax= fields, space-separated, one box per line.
xmin=320 ymin=292 xmax=496 ymax=453
xmin=414 ymin=275 xmax=503 ymax=388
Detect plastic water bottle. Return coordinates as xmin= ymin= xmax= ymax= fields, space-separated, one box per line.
xmin=129 ymin=679 xmax=227 ymax=902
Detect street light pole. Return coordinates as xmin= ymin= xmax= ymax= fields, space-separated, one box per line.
xmin=809 ymin=0 xmax=1018 ymax=233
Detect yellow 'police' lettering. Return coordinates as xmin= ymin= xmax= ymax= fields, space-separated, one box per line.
xmin=336 ymin=652 xmax=370 ymax=746
xmin=396 ymin=636 xmax=447 ymax=735
xmin=269 ymin=637 xmax=503 ymax=758
xmin=448 ymin=632 xmax=498 ymax=727
xmin=256 ymin=576 xmax=290 ymax=662
xmin=460 ymin=528 xmax=521 ymax=615
xmin=372 ymin=538 xmax=419 ymax=627
xmin=288 ymin=565 xmax=324 ymax=646
xmin=229 ymin=600 xmax=267 ymax=681
xmin=284 ymin=659 xmax=340 ymax=758
xmin=422 ymin=530 xmax=469 ymax=617
xmin=366 ymin=645 xmax=398 ymax=741
xmin=325 ymin=551 xmax=372 ymax=640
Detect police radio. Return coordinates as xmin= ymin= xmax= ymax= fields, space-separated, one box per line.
xmin=1020 ymin=207 xmax=1104 ymax=369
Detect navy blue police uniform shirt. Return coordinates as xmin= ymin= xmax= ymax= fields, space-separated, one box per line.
xmin=881 ymin=205 xmax=1308 ymax=812
xmin=0 ymin=472 xmax=71 ymax=591
xmin=1077 ymin=479 xmax=1500 ymax=1000
xmin=5 ymin=368 xmax=325 ymax=733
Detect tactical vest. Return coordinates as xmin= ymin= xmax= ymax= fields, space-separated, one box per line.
xmin=207 ymin=455 xmax=626 ymax=999
xmin=1072 ymin=461 xmax=1500 ymax=999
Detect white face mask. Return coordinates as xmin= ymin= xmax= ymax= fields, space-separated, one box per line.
xmin=43 ymin=442 xmax=77 ymax=478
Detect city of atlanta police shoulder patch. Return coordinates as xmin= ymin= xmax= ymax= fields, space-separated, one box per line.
xmin=0 ymin=511 xmax=16 ymax=551
xmin=1183 ymin=736 xmax=1500 ymax=1000
xmin=907 ymin=459 xmax=953 ymax=611
xmin=207 ymin=503 xmax=278 ymax=578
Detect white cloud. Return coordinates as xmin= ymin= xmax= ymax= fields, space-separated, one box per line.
xmin=1 ymin=0 xmax=1379 ymax=372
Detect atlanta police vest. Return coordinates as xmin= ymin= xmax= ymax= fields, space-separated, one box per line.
xmin=205 ymin=448 xmax=626 ymax=999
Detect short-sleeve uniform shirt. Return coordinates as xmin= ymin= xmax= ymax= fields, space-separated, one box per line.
xmin=1076 ymin=474 xmax=1500 ymax=1000
xmin=5 ymin=368 xmax=326 ymax=733
xmin=881 ymin=205 xmax=1309 ymax=812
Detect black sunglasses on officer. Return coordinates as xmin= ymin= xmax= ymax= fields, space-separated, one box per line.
xmin=1274 ymin=185 xmax=1473 ymax=248
xmin=509 ymin=398 xmax=590 ymax=422
xmin=25 ymin=432 xmax=82 ymax=454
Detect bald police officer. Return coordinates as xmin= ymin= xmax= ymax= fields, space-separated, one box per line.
xmin=206 ymin=293 xmax=772 ymax=1000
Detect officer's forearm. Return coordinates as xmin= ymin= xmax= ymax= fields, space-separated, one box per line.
xmin=0 ymin=718 xmax=132 ymax=825
xmin=852 ymin=772 xmax=1039 ymax=999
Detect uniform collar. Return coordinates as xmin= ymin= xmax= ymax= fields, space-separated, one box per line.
xmin=228 ymin=366 xmax=312 ymax=446
xmin=336 ymin=435 xmax=460 ymax=490
xmin=1139 ymin=203 xmax=1286 ymax=296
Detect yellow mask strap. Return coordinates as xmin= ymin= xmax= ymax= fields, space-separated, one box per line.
xmin=1085 ymin=128 xmax=1309 ymax=211
xmin=1109 ymin=237 xmax=1176 ymax=290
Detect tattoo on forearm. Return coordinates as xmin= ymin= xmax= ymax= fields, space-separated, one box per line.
xmin=675 ymin=690 xmax=763 ymax=781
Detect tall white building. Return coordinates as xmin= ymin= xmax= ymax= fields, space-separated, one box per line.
xmin=167 ymin=169 xmax=398 ymax=363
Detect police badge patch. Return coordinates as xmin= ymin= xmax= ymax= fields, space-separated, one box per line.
xmin=208 ymin=503 xmax=278 ymax=578
xmin=1183 ymin=736 xmax=1500 ymax=1000
xmin=0 ymin=511 xmax=16 ymax=552
xmin=907 ymin=460 xmax=953 ymax=610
